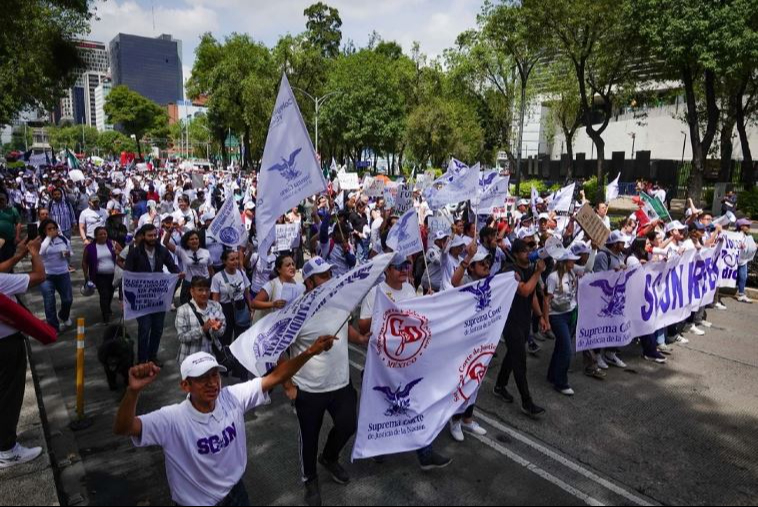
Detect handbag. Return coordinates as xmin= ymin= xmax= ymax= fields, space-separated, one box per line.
xmin=221 ymin=271 xmax=252 ymax=328
xmin=188 ymin=302 xmax=242 ymax=376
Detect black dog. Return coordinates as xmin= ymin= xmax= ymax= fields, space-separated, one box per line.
xmin=97 ymin=324 xmax=135 ymax=391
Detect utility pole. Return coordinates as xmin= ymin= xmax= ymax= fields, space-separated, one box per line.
xmin=291 ymin=88 xmax=338 ymax=160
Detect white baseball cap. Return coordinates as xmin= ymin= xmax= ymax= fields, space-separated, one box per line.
xmin=665 ymin=221 xmax=687 ymax=234
xmin=606 ymin=230 xmax=628 ymax=245
xmin=180 ymin=352 xmax=227 ymax=380
xmin=471 ymin=246 xmax=491 ymax=264
xmin=434 ymin=230 xmax=450 ymax=241
xmin=303 ymin=256 xmax=332 ymax=280
xmin=201 ymin=210 xmax=216 ymax=222
xmin=449 ymin=235 xmax=467 ymax=249
xmin=244 ymin=201 xmax=256 ymax=210
xmin=570 ymin=242 xmax=592 ymax=256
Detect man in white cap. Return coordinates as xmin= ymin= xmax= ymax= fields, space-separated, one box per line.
xmin=422 ymin=230 xmax=449 ymax=293
xmin=285 ymin=257 xmax=369 ymax=507
xmin=441 ymin=235 xmax=468 ymax=291
xmin=114 ymin=339 xmax=337 ymax=507
xmin=78 ymin=195 xmax=108 ymax=245
xmin=592 ymin=230 xmax=629 ymax=369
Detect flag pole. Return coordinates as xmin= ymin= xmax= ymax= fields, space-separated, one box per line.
xmin=419 ymin=220 xmax=434 ymax=293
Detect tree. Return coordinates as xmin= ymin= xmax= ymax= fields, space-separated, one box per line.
xmin=635 ymin=0 xmax=751 ymax=203
xmin=0 ymin=0 xmax=92 ymax=124
xmin=96 ymin=130 xmax=137 ymax=157
xmin=304 ymin=2 xmax=343 ymax=58
xmin=47 ymin=124 xmax=98 ymax=153
xmin=482 ymin=0 xmax=552 ymax=192
xmin=536 ymin=0 xmax=641 ymax=201
xmin=545 ymin=59 xmax=583 ymax=179
xmin=103 ymin=85 xmax=168 ymax=159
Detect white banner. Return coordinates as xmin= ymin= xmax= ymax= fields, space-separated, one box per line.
xmin=424 ymin=162 xmax=480 ymax=211
xmin=352 ymin=273 xmax=519 ymax=460
xmin=428 ymin=213 xmax=454 ymax=238
xmin=338 ymin=171 xmax=361 ymax=191
xmin=548 ymin=183 xmax=576 ymax=213
xmin=256 ymin=73 xmax=328 ymax=259
xmin=475 ymin=176 xmax=510 ymax=214
xmin=386 ymin=209 xmax=423 ymax=257
xmin=394 ymin=184 xmax=414 ymax=214
xmin=231 ymin=253 xmax=394 ymax=377
xmin=383 ymin=182 xmax=400 ymax=208
xmin=208 ymin=196 xmax=247 ymax=247
xmin=122 ymin=272 xmax=180 ymax=320
xmin=606 ymin=173 xmax=621 ymax=203
xmin=717 ymin=232 xmax=743 ymax=289
xmin=364 ymin=177 xmax=386 ymax=198
xmin=576 ymin=245 xmax=722 ymax=351
xmin=275 ymin=223 xmax=301 ymax=252
xmin=414 ymin=174 xmax=433 ymax=191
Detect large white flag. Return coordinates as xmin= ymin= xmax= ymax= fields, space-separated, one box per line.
xmin=424 ymin=162 xmax=480 ymax=210
xmin=531 ymin=186 xmax=539 ymax=217
xmin=231 ymin=253 xmax=394 ymax=377
xmin=386 ymin=209 xmax=423 ymax=257
xmin=605 ymin=173 xmax=621 ymax=203
xmin=548 ymin=183 xmax=576 ymax=213
xmin=256 ymin=73 xmax=327 ymax=258
xmin=208 ymin=196 xmax=247 ymax=247
xmin=352 ymin=273 xmax=519 ymax=460
xmin=475 ymin=176 xmax=510 ymax=213
xmin=122 ymin=272 xmax=180 ymax=320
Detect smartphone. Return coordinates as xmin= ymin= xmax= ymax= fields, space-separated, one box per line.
xmin=27 ymin=223 xmax=39 ymax=241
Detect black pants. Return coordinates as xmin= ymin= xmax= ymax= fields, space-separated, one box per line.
xmin=220 ymin=302 xmax=248 ymax=347
xmin=496 ymin=322 xmax=532 ymax=405
xmin=0 ymin=334 xmax=27 ymax=452
xmin=94 ymin=273 xmax=115 ymax=321
xmin=295 ymin=384 xmax=357 ymax=481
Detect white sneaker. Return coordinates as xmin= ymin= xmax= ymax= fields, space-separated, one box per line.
xmin=449 ymin=420 xmax=464 ymax=442
xmin=0 ymin=444 xmax=42 ymax=469
xmin=596 ymin=354 xmax=609 ymax=370
xmin=689 ymin=326 xmax=705 ymax=336
xmin=701 ymin=321 xmax=713 ymax=328
xmin=62 ymin=319 xmax=73 ymax=327
xmin=738 ymin=295 xmax=753 ymax=304
xmin=715 ymin=302 xmax=728 ymax=310
xmin=558 ymin=388 xmax=575 ymax=396
xmin=604 ymin=352 xmax=627 ymax=369
xmin=675 ymin=334 xmax=691 ymax=344
xmin=461 ymin=421 xmax=487 ymax=436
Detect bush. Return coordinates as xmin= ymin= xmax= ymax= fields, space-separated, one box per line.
xmin=738 ymin=188 xmax=758 ymax=219
xmin=516 ymin=179 xmax=549 ymax=198
xmin=703 ymin=188 xmax=715 ymax=210
xmin=582 ymin=176 xmax=600 ymax=204
xmin=5 ymin=161 xmax=24 ymax=169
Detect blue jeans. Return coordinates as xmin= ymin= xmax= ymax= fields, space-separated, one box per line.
xmin=137 ymin=312 xmax=167 ymax=363
xmin=738 ymin=264 xmax=749 ymax=295
xmin=548 ymin=312 xmax=575 ymax=390
xmin=39 ymin=273 xmax=73 ymax=330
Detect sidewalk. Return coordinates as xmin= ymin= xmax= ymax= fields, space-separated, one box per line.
xmin=0 ymin=341 xmax=60 ymax=506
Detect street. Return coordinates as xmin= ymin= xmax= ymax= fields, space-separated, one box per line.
xmin=9 ymin=239 xmax=758 ymax=506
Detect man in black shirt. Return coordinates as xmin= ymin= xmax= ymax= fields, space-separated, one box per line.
xmin=493 ymin=239 xmax=546 ymax=418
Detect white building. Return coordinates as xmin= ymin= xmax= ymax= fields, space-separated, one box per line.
xmin=59 ymin=40 xmax=110 ymax=125
xmin=94 ymin=80 xmax=113 ymax=132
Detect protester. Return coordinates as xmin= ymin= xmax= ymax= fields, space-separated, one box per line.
xmin=79 ymin=195 xmax=108 ymax=244
xmin=82 ymin=227 xmax=120 ymax=325
xmin=0 ymin=191 xmax=22 ymax=263
xmin=212 ymin=250 xmax=253 ymax=346
xmin=48 ymin=187 xmax=76 ymax=240
xmin=736 ymin=219 xmax=756 ymax=303
xmin=38 ymin=219 xmax=74 ymax=332
xmin=163 ymin=229 xmax=213 ymax=305
xmin=175 ymin=277 xmax=226 ymax=365
xmin=252 ymin=252 xmax=304 ymax=316
xmin=0 ymin=237 xmax=45 ymax=469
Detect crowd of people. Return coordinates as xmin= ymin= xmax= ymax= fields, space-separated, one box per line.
xmin=0 ymin=159 xmax=756 ymax=506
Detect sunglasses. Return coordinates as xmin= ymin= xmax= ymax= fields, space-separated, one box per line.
xmin=390 ymin=262 xmax=413 ymax=272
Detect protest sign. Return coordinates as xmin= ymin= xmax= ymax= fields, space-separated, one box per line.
xmin=122 ymin=272 xmax=180 ymax=320
xmin=394 ymin=185 xmax=414 ymax=214
xmin=575 ymin=203 xmax=611 ymax=247
xmin=275 ymin=223 xmax=301 ymax=252
xmin=338 ymin=171 xmax=361 ymax=191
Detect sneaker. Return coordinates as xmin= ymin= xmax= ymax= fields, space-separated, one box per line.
xmin=521 ymin=401 xmax=546 ymax=419
xmin=675 ymin=334 xmax=691 ymax=344
xmin=0 ymin=444 xmax=43 ymax=469
xmin=461 ymin=420 xmax=487 ymax=436
xmin=714 ymin=302 xmax=728 ymax=310
xmin=738 ymin=295 xmax=753 ymax=304
xmin=644 ymin=354 xmax=668 ymax=364
xmin=557 ymin=387 xmax=575 ymax=396
xmin=318 ymin=454 xmax=350 ymax=485
xmin=657 ymin=344 xmax=674 ymax=355
xmin=449 ymin=420 xmax=464 ymax=442
xmin=304 ymin=478 xmax=321 ymax=507
xmin=700 ymin=321 xmax=713 ymax=329
xmin=493 ymin=385 xmax=514 ymax=403
xmin=584 ymin=368 xmax=606 ymax=380
xmin=688 ymin=326 xmax=704 ymax=336
xmin=527 ymin=340 xmax=541 ymax=355
xmin=604 ymin=352 xmax=627 ymax=369
xmin=596 ymin=354 xmax=609 ymax=370
xmin=419 ymin=451 xmax=453 ymax=471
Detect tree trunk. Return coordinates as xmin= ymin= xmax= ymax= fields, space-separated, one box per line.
xmin=719 ymin=115 xmax=735 ymax=182
xmin=736 ymin=108 xmax=754 ymax=189
xmin=683 ymin=65 xmax=705 ymax=207
xmin=565 ymin=130 xmax=575 ymax=181
xmin=136 ymin=137 xmax=143 ymax=159
xmin=588 ymin=133 xmax=605 ymax=203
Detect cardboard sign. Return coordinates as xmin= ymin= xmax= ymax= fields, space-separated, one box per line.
xmin=428 ymin=212 xmax=454 ymax=238
xmin=364 ymin=177 xmax=385 ymax=197
xmin=575 ymin=203 xmax=610 ymax=247
xmin=338 ymin=171 xmax=361 ymax=191
xmin=275 ymin=223 xmax=301 ymax=252
xmin=415 ymin=174 xmax=433 ymax=191
xmin=394 ymin=185 xmax=414 ymax=214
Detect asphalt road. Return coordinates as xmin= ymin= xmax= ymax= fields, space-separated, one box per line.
xmin=18 ymin=239 xmax=758 ymax=506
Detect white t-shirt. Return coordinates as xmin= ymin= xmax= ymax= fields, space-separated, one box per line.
xmin=546 ymin=271 xmax=578 ymax=315
xmin=133 ymin=379 xmax=269 ymax=507
xmin=40 ymin=236 xmax=72 ymax=276
xmin=290 ymin=309 xmax=350 ymax=394
xmin=96 ymin=244 xmax=116 ymax=275
xmin=211 ymin=270 xmax=251 ymax=304
xmin=177 ymin=248 xmax=212 ymax=282
xmin=360 ymin=282 xmax=418 ymax=320
xmin=0 ymin=274 xmax=30 ymax=339
xmin=441 ymin=253 xmax=461 ymax=292
xmin=79 ymin=208 xmax=108 ymax=238
xmin=261 ymin=279 xmax=305 ymax=306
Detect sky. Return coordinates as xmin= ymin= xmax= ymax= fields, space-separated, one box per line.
xmin=87 ymin=0 xmax=484 ymax=86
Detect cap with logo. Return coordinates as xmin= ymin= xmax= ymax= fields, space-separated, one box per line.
xmin=303 ymin=257 xmax=332 ymax=280
xmin=180 ymin=352 xmax=227 ymax=380
xmin=606 ymin=230 xmax=628 ymax=245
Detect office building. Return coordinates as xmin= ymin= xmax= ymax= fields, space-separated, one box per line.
xmin=94 ymin=80 xmax=113 ymax=132
xmin=109 ymin=33 xmax=183 ymax=106
xmin=59 ymin=40 xmax=109 ymax=124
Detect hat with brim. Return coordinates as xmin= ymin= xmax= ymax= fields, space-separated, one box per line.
xmin=471 ymin=247 xmax=491 ymax=264
xmin=735 ymin=218 xmax=752 ymax=229
xmin=181 ymin=352 xmax=227 ymax=381
xmin=606 ymin=230 xmax=628 ymax=245
xmin=303 ymin=256 xmax=332 ymax=280
xmin=449 ymin=235 xmax=467 ymax=249
xmin=435 ymin=230 xmax=450 ymax=241
xmin=665 ymin=221 xmax=687 ymax=234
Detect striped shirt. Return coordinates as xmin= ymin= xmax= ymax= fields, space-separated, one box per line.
xmin=174 ymin=301 xmax=227 ymax=365
xmin=49 ymin=199 xmax=75 ymax=233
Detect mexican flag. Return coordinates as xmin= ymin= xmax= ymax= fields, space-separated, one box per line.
xmin=639 ymin=191 xmax=671 ymax=222
xmin=66 ymin=149 xmax=80 ymax=169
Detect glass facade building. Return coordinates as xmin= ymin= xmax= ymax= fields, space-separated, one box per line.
xmin=109 ymin=33 xmax=183 ymax=106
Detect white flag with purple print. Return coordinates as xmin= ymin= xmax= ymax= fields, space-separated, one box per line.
xmin=231 ymin=253 xmax=394 ymax=377
xmin=208 ymin=196 xmax=247 ymax=247
xmin=256 ymin=73 xmax=327 ymax=258
xmin=386 ymin=209 xmax=423 ymax=257
xmin=352 ymin=273 xmax=519 ymax=460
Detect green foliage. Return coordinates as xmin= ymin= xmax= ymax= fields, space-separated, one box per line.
xmin=47 ymin=125 xmax=98 ymax=152
xmin=304 ymin=2 xmax=343 ymax=59
xmin=0 ymin=0 xmax=92 ymax=124
xmin=738 ymin=188 xmax=758 ymax=219
xmin=517 ymin=179 xmax=549 ymax=198
xmin=104 ymin=86 xmax=168 ymax=158
xmin=96 ymin=131 xmax=137 ymax=157
xmin=583 ymin=176 xmax=600 ymax=204
xmin=5 ymin=161 xmax=25 ymax=169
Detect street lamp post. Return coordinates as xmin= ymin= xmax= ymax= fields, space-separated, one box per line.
xmin=291 ymin=88 xmax=338 ymax=160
